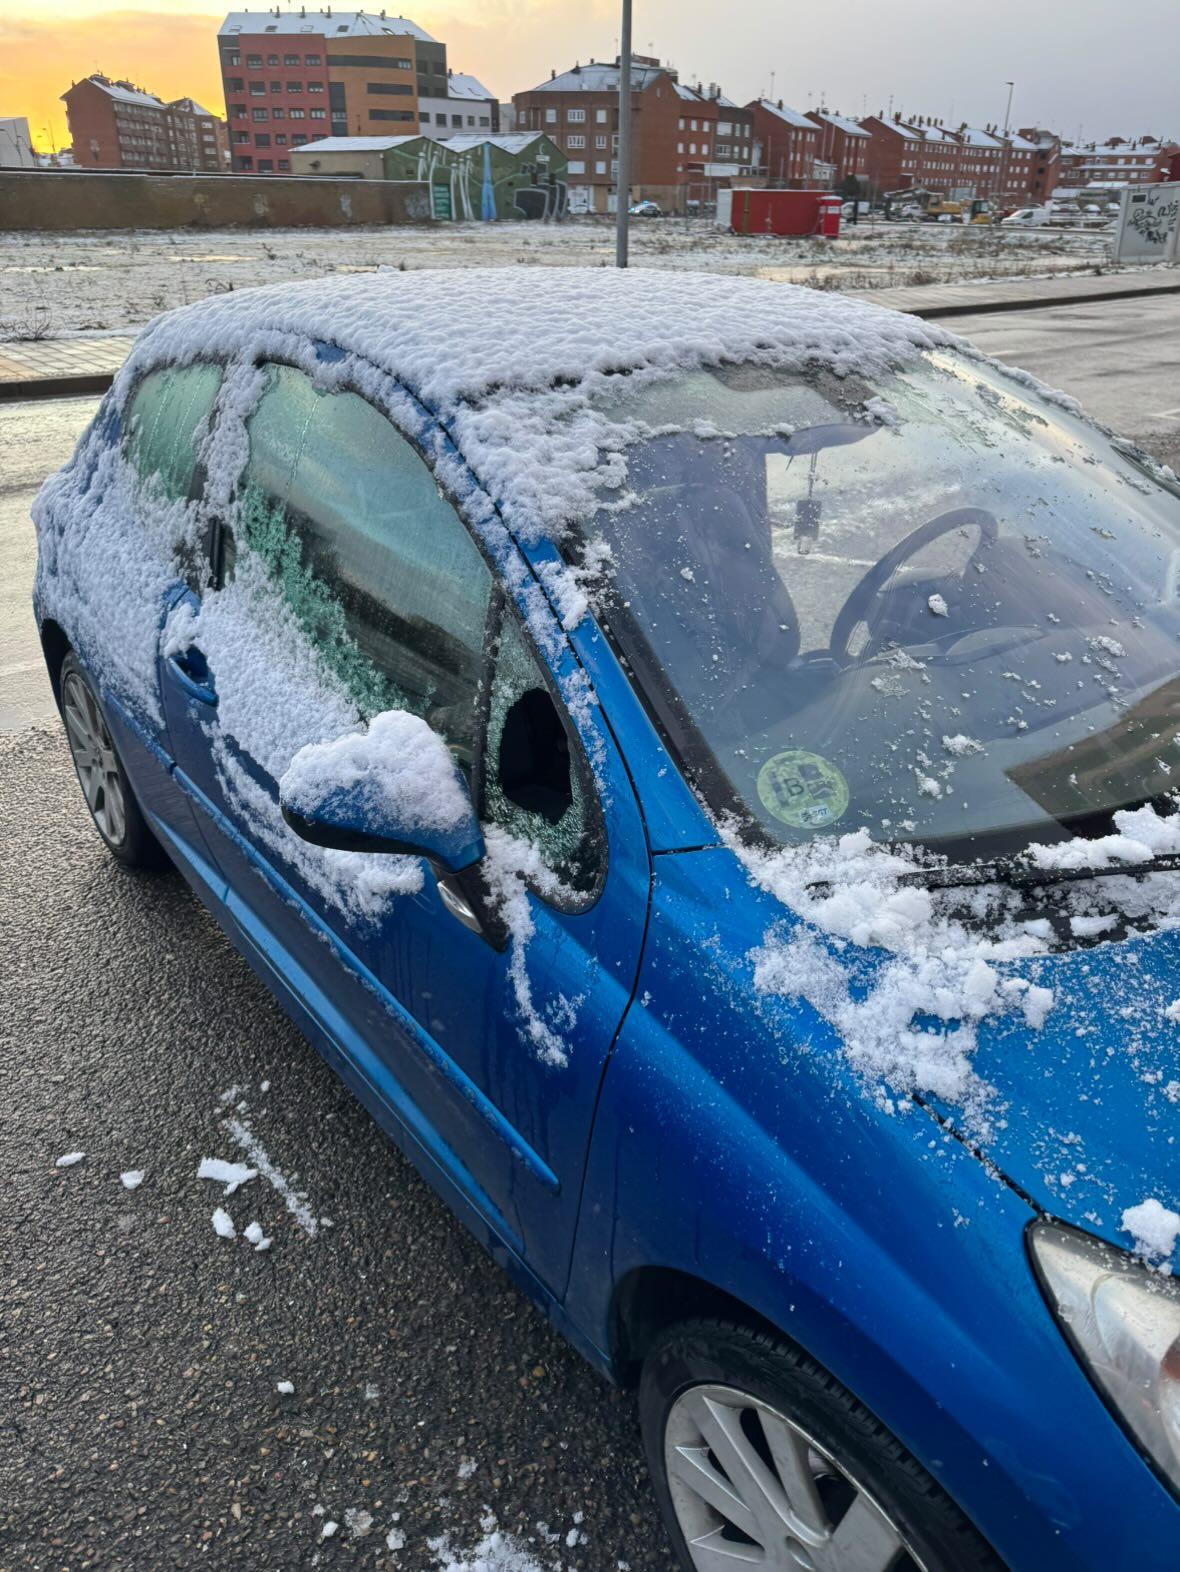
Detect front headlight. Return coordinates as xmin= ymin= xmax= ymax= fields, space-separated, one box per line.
xmin=1030 ymin=1220 xmax=1180 ymax=1497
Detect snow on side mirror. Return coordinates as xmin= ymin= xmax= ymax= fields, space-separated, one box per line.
xmin=278 ymin=709 xmax=484 ymax=878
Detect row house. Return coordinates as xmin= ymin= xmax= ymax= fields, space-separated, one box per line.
xmin=746 ymin=100 xmax=821 ymax=187
xmin=1017 ymin=129 xmax=1062 ymax=202
xmin=804 ymin=111 xmax=869 ymax=188
xmin=513 ymin=56 xmax=754 ymax=214
xmin=218 ymin=9 xmax=445 ymax=174
xmin=860 ymin=114 xmax=1048 ymax=203
xmin=62 ymin=75 xmax=229 ymax=171
xmin=1058 ymin=136 xmax=1179 ymax=189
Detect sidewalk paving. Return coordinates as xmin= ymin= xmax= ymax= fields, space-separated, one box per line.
xmin=1 ymin=268 xmax=1177 ymax=400
xmin=0 ymin=335 xmax=134 ymax=399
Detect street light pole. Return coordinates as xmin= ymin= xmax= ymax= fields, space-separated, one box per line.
xmin=999 ymin=80 xmax=1015 ymax=204
xmin=615 ymin=0 xmax=632 ymax=267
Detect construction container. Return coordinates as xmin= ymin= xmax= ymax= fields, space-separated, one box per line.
xmin=723 ymin=187 xmax=841 ymax=238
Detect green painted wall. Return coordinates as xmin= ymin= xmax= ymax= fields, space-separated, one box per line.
xmin=380 ymin=136 xmax=568 ymax=221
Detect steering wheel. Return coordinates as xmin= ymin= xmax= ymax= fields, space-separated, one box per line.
xmin=828 ymin=506 xmax=999 ymax=664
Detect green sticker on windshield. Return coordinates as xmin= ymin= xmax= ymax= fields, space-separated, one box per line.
xmin=757 ymin=750 xmax=849 ymax=831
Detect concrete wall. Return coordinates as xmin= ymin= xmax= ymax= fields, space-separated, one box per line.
xmin=0 ymin=170 xmax=435 ymax=231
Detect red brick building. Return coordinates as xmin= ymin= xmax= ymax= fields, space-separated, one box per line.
xmin=746 ymin=100 xmax=820 ymax=187
xmin=513 ymin=56 xmax=754 ymax=214
xmin=62 ymin=75 xmax=229 ymax=171
xmin=805 ymin=111 xmax=869 ymax=188
xmin=1016 ymin=129 xmax=1061 ymax=201
xmin=219 ymin=9 xmax=446 ymax=174
xmin=859 ymin=114 xmax=1048 ymax=204
xmin=1057 ymin=135 xmax=1179 ymax=189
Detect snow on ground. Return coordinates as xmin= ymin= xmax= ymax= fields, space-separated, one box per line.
xmin=197 ymin=1155 xmax=258 ymax=1194
xmin=0 ymin=217 xmax=1124 ymax=339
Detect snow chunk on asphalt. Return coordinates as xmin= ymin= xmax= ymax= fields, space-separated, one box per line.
xmin=244 ymin=1221 xmax=271 ymax=1252
xmin=276 ymin=1379 xmax=294 ymax=1394
xmin=198 ymin=1157 xmax=257 ymax=1195
xmin=55 ymin=1152 xmax=85 ymax=1168
xmin=120 ymin=1170 xmax=145 ymax=1190
xmin=430 ymin=1526 xmax=553 ymax=1572
xmin=211 ymin=1207 xmax=236 ymax=1239
xmin=1121 ymin=1198 xmax=1180 ymax=1266
xmin=321 ymin=1519 xmax=338 ymax=1539
xmin=927 ymin=593 xmax=949 ymax=617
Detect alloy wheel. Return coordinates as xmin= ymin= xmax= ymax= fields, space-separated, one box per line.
xmin=62 ymin=669 xmax=127 ymax=847
xmin=664 ymin=1383 xmax=925 ymax=1572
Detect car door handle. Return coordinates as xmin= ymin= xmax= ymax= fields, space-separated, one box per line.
xmin=166 ymin=648 xmax=218 ymax=707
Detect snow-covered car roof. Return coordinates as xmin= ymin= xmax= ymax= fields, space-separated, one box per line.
xmin=118 ymin=266 xmax=949 ymax=416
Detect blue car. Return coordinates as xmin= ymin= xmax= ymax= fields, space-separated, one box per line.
xmin=34 ymin=269 xmax=1180 ymax=1572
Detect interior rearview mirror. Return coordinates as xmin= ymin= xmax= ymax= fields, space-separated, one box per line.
xmin=278 ymin=709 xmax=485 ymax=878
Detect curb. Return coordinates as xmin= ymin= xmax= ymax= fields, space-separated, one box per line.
xmin=0 ymin=371 xmax=118 ymax=402
xmin=910 ymin=278 xmax=1180 ymax=320
xmin=2 ymin=276 xmax=1178 ymax=401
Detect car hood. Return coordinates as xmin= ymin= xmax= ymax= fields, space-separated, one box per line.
xmin=933 ymin=921 xmax=1180 ymax=1265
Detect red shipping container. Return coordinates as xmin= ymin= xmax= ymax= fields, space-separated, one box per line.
xmin=727 ymin=187 xmax=841 ymax=238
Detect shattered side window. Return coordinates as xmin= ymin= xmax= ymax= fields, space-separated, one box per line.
xmin=481 ymin=609 xmax=602 ymax=898
xmin=125 ymin=363 xmax=222 ymax=501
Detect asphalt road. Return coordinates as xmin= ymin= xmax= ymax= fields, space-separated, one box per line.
xmin=0 ymin=726 xmax=670 ymax=1572
xmin=1 ymin=291 xmax=1178 ymax=1570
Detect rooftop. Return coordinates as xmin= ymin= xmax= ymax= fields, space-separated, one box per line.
xmin=121 ymin=267 xmax=947 ymax=425
xmin=437 ymin=132 xmax=551 ymax=155
xmin=219 ymin=10 xmax=435 ymax=42
xmin=752 ymin=99 xmax=816 ymax=130
xmin=290 ymin=134 xmax=419 ymax=152
xmin=808 ymin=110 xmax=869 ymax=138
xmin=444 ymin=72 xmax=494 ymax=103
xmin=522 ymin=59 xmax=670 ymax=94
xmin=66 ymin=76 xmax=165 ymax=110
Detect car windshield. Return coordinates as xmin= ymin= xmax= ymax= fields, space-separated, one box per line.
xmin=579 ymin=352 xmax=1180 ymax=863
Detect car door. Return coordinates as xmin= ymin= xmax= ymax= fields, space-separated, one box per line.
xmin=99 ymin=360 xmax=226 ymax=889
xmin=158 ymin=356 xmax=649 ymax=1293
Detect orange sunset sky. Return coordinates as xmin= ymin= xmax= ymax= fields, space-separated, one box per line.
xmin=0 ymin=0 xmax=1169 ymax=157
xmin=0 ymin=0 xmax=619 ymax=155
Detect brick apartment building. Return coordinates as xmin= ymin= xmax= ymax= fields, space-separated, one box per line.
xmin=805 ymin=111 xmax=869 ymax=187
xmin=513 ymin=56 xmax=754 ymax=214
xmin=858 ymin=113 xmax=1048 ymax=203
xmin=747 ymin=100 xmax=821 ymax=187
xmin=219 ymin=9 xmax=457 ymax=173
xmin=1057 ymin=135 xmax=1179 ymax=189
xmin=1015 ymin=129 xmax=1061 ymax=202
xmin=62 ymin=75 xmax=229 ymax=171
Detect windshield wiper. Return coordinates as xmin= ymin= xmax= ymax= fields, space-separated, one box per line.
xmin=806 ymin=851 xmax=1180 ymax=897
xmin=904 ymin=852 xmax=1180 ymax=893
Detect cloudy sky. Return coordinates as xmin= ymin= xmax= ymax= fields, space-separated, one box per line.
xmin=1 ymin=0 xmax=1173 ymax=154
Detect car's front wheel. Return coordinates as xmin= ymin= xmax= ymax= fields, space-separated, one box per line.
xmin=59 ymin=651 xmax=162 ymax=869
xmin=640 ymin=1320 xmax=1001 ymax=1572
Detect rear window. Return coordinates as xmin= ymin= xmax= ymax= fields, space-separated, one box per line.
xmin=126 ymin=363 xmax=222 ymax=501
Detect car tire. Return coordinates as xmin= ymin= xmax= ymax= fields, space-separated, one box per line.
xmin=59 ymin=651 xmax=164 ymax=869
xmin=640 ymin=1319 xmax=1003 ymax=1572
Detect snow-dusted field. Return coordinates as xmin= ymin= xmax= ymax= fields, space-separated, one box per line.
xmin=1 ymin=215 xmax=1121 ymax=339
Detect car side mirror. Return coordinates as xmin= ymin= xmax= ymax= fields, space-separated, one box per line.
xmin=278 ymin=710 xmax=485 ymax=879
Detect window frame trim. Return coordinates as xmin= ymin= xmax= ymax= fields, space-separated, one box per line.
xmin=167 ymin=348 xmax=609 ymax=914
